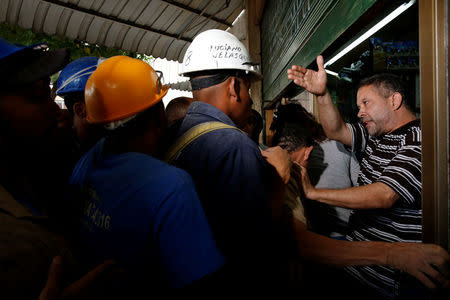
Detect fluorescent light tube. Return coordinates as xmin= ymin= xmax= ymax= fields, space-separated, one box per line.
xmin=325 ymin=69 xmax=339 ymax=77
xmin=324 ymin=0 xmax=416 ymax=68
xmin=325 ymin=69 xmax=352 ymax=82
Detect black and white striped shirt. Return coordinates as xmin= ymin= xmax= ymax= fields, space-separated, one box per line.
xmin=345 ymin=119 xmax=422 ymax=299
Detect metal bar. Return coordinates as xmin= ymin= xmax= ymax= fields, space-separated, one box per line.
xmin=419 ymin=0 xmax=449 ymax=249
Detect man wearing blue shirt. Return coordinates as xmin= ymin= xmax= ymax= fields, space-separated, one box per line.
xmin=169 ymin=29 xmax=287 ymax=290
xmin=69 ymin=55 xmax=225 ymax=294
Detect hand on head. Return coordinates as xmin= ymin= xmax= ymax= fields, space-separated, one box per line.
xmin=261 ymin=146 xmax=291 ymax=184
xmin=292 ymin=161 xmax=315 ymax=199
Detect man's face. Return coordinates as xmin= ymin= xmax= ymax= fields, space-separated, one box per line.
xmin=356 ymin=84 xmax=393 ymax=136
xmin=0 ymin=78 xmax=62 ymax=154
xmin=72 ymin=110 xmax=87 ymax=144
xmin=231 ymin=77 xmax=252 ymax=129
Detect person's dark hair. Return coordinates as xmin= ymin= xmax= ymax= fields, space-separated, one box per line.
xmin=358 ymin=73 xmax=410 ymax=110
xmin=165 ymin=96 xmax=193 ymax=125
xmin=189 ymin=69 xmax=253 ymax=90
xmin=270 ymin=103 xmax=326 ymax=143
xmin=106 ymin=101 xmax=165 ymax=140
xmin=272 ymin=123 xmax=315 ymax=153
xmin=61 ymin=91 xmax=84 ymax=115
xmin=246 ymin=109 xmax=263 ymax=143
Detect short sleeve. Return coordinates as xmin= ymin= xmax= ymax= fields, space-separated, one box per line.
xmin=377 ymin=137 xmax=422 ymax=206
xmin=348 ymin=122 xmax=368 ymax=153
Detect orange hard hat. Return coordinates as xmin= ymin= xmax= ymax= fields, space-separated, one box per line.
xmin=85 ymin=55 xmax=169 ymax=124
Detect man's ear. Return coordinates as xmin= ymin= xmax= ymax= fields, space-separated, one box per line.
xmin=303 ymin=145 xmax=314 ymax=162
xmin=73 ymin=102 xmax=87 ymax=118
xmin=391 ymin=92 xmax=403 ymax=110
xmin=227 ymin=77 xmax=240 ymax=102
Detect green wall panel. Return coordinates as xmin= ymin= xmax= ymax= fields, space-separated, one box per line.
xmin=261 ymin=0 xmax=377 ymax=103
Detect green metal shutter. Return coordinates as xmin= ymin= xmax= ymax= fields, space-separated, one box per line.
xmin=261 ymin=0 xmax=377 ymax=103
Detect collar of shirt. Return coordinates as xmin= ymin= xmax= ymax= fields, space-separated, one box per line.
xmin=371 ymin=118 xmax=421 ymax=141
xmin=185 ymin=101 xmax=236 ymax=127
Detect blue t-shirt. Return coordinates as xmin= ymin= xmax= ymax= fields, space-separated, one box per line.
xmin=69 ymin=138 xmax=225 ymax=288
xmin=172 ymin=102 xmax=274 ymax=263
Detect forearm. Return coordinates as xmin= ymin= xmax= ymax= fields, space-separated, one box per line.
xmin=294 ymin=220 xmax=388 ymax=267
xmin=306 ymin=183 xmax=398 ymax=209
xmin=316 ymin=91 xmax=351 ymax=145
xmin=295 ymin=219 xmax=450 ymax=291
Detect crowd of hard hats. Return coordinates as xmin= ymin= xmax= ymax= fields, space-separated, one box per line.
xmin=55 ymin=29 xmax=259 ymax=132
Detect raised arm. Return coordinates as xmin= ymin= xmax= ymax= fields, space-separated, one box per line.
xmin=287 ymin=55 xmax=352 ymax=146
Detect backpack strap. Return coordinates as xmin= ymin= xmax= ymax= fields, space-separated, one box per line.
xmin=165 ymin=121 xmax=243 ymax=164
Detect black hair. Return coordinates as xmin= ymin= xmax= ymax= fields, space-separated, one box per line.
xmin=271 ymin=103 xmax=326 ymax=143
xmin=189 ymin=69 xmax=252 ymax=90
xmin=246 ymin=109 xmax=263 ymax=143
xmin=165 ymin=96 xmax=192 ymax=125
xmin=106 ymin=101 xmax=165 ymax=140
xmin=61 ymin=91 xmax=84 ymax=115
xmin=272 ymin=123 xmax=315 ymax=153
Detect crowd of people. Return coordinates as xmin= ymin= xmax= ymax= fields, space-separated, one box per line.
xmin=0 ymin=27 xmax=449 ymax=300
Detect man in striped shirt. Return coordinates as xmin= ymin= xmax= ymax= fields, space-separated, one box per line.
xmin=287 ymin=55 xmax=449 ymax=298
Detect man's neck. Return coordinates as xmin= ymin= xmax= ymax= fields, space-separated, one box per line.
xmin=387 ymin=112 xmax=418 ymax=134
xmin=104 ymin=132 xmax=161 ymax=159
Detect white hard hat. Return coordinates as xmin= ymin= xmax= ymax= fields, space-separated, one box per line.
xmin=180 ymin=29 xmax=261 ymax=79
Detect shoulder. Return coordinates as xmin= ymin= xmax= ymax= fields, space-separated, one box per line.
xmin=102 ymin=152 xmax=196 ymax=194
xmin=404 ymin=120 xmax=421 ymax=144
xmin=178 ymin=126 xmax=270 ymax=182
xmin=136 ymin=154 xmax=195 ymax=186
xmin=348 ymin=122 xmax=365 ymax=134
xmin=193 ymin=124 xmax=262 ymax=157
xmin=212 ymin=129 xmax=264 ymax=162
xmin=126 ymin=157 xmax=200 ymax=211
xmin=385 ymin=120 xmax=421 ymax=150
xmin=347 ymin=122 xmax=368 ymax=152
xmin=319 ymin=139 xmax=344 ymax=151
xmin=159 ymin=163 xmax=196 ymax=189
xmin=315 ymin=139 xmax=352 ymax=159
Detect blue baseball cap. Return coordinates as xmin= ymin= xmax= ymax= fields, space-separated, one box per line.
xmin=0 ymin=38 xmax=70 ymax=89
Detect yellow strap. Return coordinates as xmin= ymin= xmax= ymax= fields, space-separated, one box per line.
xmin=164 ymin=121 xmax=242 ymax=163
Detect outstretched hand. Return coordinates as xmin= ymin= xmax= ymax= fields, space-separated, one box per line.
xmin=386 ymin=242 xmax=450 ymax=290
xmin=287 ymin=55 xmax=328 ymax=96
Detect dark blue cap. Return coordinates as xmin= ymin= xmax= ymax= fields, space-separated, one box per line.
xmin=0 ymin=38 xmax=70 ymax=89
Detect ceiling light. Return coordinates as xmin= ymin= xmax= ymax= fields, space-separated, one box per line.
xmin=324 ymin=0 xmax=416 ymax=68
xmin=325 ymin=69 xmax=339 ymax=77
xmin=325 ymin=69 xmax=352 ymax=82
